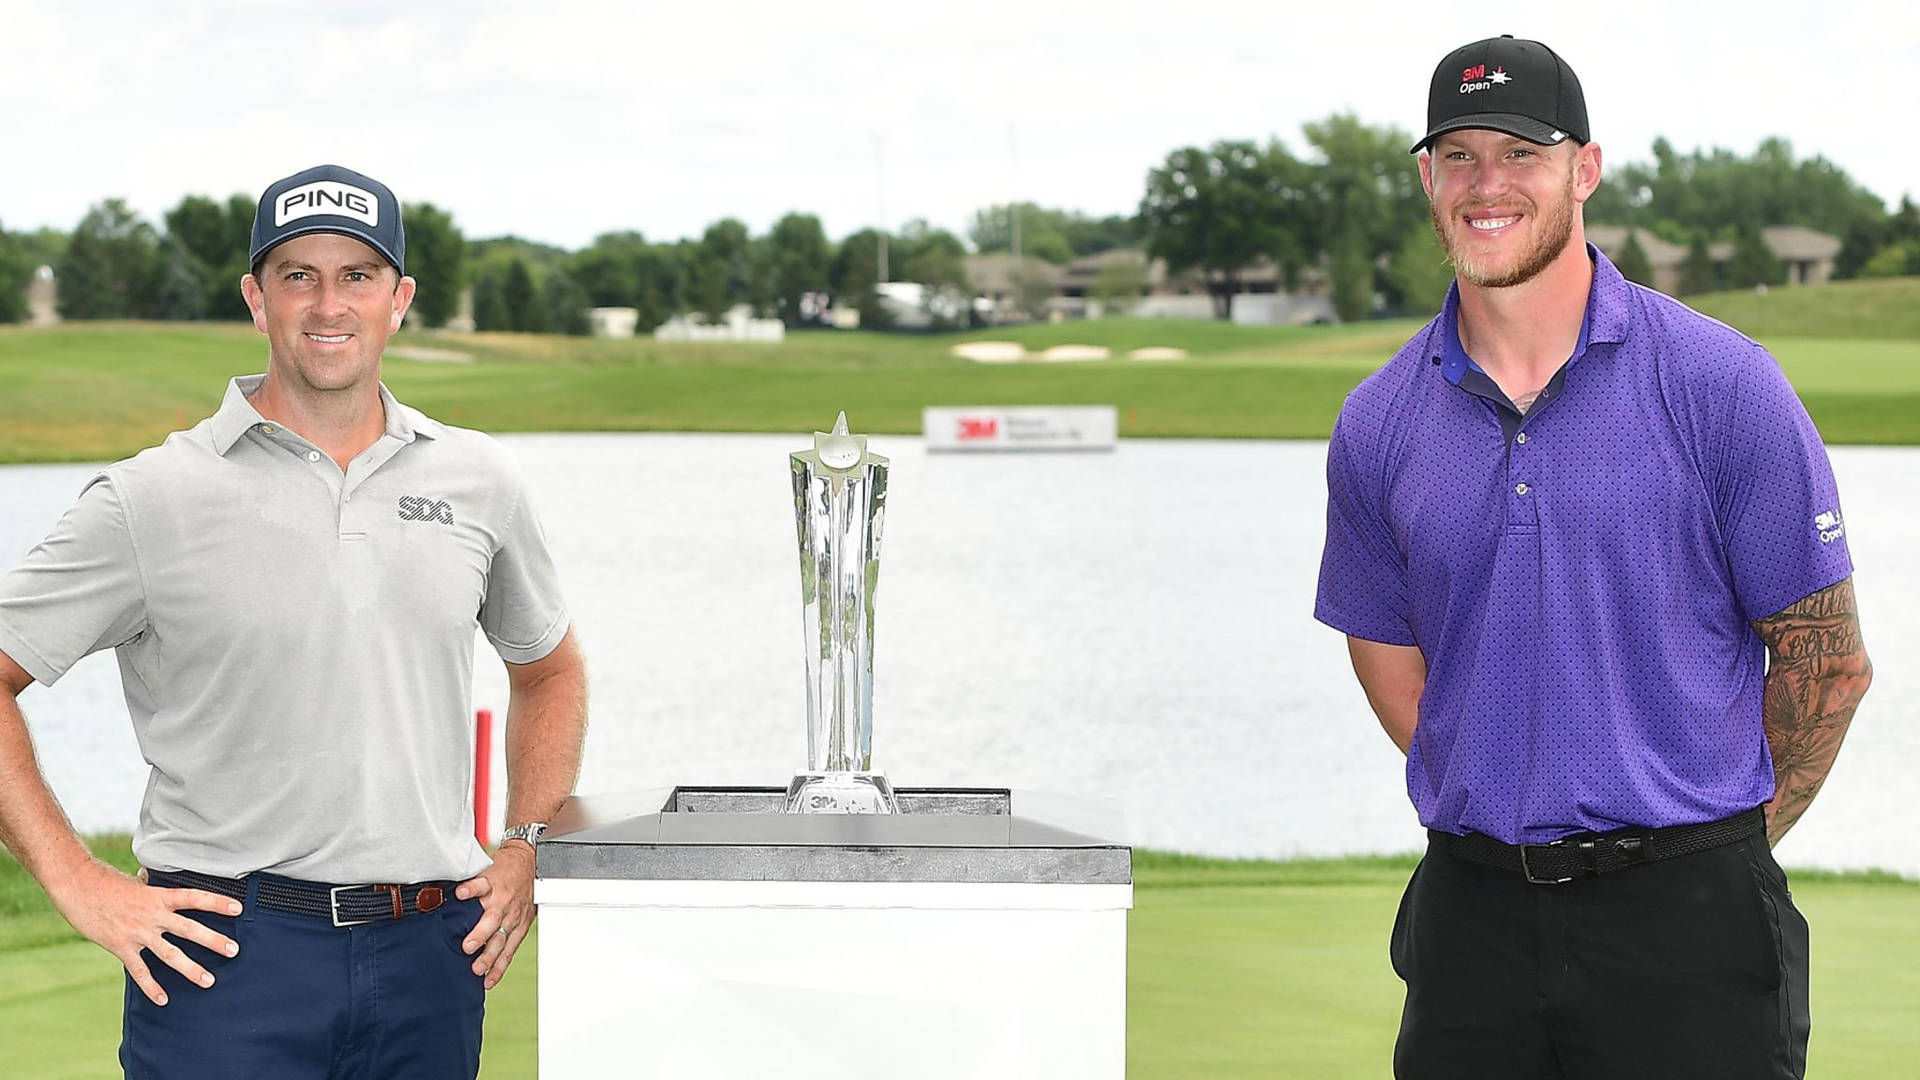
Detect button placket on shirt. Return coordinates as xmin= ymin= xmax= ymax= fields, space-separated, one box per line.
xmin=254 ymin=424 xmax=363 ymax=539
xmin=339 ymin=437 xmax=409 ymax=541
xmin=1506 ymin=426 xmax=1538 ymax=529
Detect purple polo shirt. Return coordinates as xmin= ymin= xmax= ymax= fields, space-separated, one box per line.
xmin=1315 ymin=247 xmax=1853 ymax=844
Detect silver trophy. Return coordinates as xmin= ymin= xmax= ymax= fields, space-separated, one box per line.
xmin=783 ymin=412 xmax=899 ymax=814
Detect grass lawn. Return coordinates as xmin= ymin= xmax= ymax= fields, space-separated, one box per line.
xmin=2 ymin=839 xmax=1914 ymax=1077
xmin=1690 ymin=276 xmax=1920 ymax=342
xmin=4 ymin=280 xmax=1919 ymax=463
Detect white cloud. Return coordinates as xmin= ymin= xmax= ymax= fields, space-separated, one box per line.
xmin=2 ymin=0 xmax=1913 ymax=250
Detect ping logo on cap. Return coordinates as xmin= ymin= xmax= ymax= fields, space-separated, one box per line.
xmin=275 ymin=181 xmax=379 ymax=228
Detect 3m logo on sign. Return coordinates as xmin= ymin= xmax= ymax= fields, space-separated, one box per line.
xmin=957 ymin=418 xmax=998 ymax=440
xmin=276 ymin=181 xmax=379 ymax=228
xmin=398 ymin=495 xmax=454 ymax=525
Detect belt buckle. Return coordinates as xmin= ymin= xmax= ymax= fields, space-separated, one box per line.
xmin=1519 ymin=841 xmax=1573 ymax=885
xmin=329 ymin=884 xmax=377 ymax=927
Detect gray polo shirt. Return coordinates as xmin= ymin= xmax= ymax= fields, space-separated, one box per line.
xmin=0 ymin=375 xmax=569 ymax=883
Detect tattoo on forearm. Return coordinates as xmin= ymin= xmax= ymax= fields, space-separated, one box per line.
xmin=1752 ymin=578 xmax=1872 ymax=845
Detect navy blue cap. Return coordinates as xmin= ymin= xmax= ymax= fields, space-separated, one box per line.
xmin=249 ymin=164 xmax=405 ymax=274
xmin=1413 ymin=36 xmax=1589 ymax=154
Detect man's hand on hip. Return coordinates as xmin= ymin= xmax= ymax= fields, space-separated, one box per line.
xmin=49 ymin=859 xmax=242 ymax=1006
xmin=456 ymin=842 xmax=535 ymax=990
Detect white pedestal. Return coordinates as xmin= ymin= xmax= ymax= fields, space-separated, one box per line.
xmin=537 ymin=878 xmax=1132 ymax=1078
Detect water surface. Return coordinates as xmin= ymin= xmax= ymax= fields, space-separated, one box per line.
xmin=5 ymin=436 xmax=1913 ymax=875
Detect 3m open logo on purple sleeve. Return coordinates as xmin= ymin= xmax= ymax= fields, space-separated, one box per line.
xmin=1815 ymin=510 xmax=1845 ymax=543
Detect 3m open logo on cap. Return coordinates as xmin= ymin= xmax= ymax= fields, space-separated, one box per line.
xmin=1459 ymin=65 xmax=1511 ymax=95
xmin=275 ymin=181 xmax=379 ymax=228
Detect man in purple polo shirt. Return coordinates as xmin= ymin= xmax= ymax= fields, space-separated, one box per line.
xmin=1316 ymin=36 xmax=1873 ymax=1079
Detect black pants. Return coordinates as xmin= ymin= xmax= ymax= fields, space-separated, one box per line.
xmin=1391 ymin=831 xmax=1809 ymax=1079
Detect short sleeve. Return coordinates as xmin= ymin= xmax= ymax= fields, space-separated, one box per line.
xmin=480 ymin=468 xmax=569 ymax=664
xmin=1715 ymin=354 xmax=1854 ymax=621
xmin=0 ymin=474 xmax=149 ymax=685
xmin=1315 ymin=412 xmax=1414 ymax=645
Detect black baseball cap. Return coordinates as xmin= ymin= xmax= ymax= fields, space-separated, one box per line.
xmin=1411 ymin=36 xmax=1589 ymax=154
xmin=249 ymin=164 xmax=406 ymax=274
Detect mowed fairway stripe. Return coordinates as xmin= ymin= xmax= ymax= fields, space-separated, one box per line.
xmin=0 ymin=942 xmax=125 ymax=1076
xmin=8 ymin=316 xmax=1919 ymax=463
xmin=1128 ymin=882 xmax=1401 ymax=1079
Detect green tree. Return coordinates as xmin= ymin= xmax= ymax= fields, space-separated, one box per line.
xmin=1724 ymin=225 xmax=1785 ymax=289
xmin=470 ymin=268 xmax=509 ymax=331
xmin=58 ymin=199 xmax=163 ymax=319
xmin=1140 ymin=141 xmax=1297 ymax=319
xmin=164 ymin=193 xmax=252 ymax=320
xmin=970 ymin=203 xmax=1140 ymax=260
xmin=14 ymin=226 xmax=67 ymax=269
xmin=569 ymin=231 xmax=648 ymax=307
xmin=1677 ymin=233 xmax=1719 ymax=296
xmin=764 ymin=212 xmax=831 ymax=326
xmin=1858 ymin=243 xmax=1919 ymax=278
xmin=894 ymin=220 xmax=967 ymax=284
xmin=1023 ymin=232 xmax=1075 ymax=264
xmin=970 ymin=202 xmax=1071 ymax=263
xmin=164 ymin=195 xmax=240 ymax=270
xmin=829 ymin=227 xmax=888 ymax=329
xmin=1062 ymin=214 xmax=1142 ymax=256
xmin=1387 ymin=219 xmax=1452 ymax=316
xmin=403 ymin=202 xmax=466 ymax=328
xmin=1305 ymin=114 xmax=1425 ymax=292
xmin=502 ymin=257 xmax=539 ymax=332
xmin=1088 ymin=255 xmax=1147 ymax=316
xmin=633 ymin=245 xmax=683 ymax=331
xmin=1590 ymin=137 xmax=1885 ymax=243
xmin=0 ymin=224 xmax=33 ymax=323
xmin=686 ymin=218 xmax=754 ymax=321
xmin=149 ymin=237 xmax=207 ymax=320
xmin=543 ymin=269 xmax=591 ymax=335
xmin=1008 ymin=259 xmax=1058 ymax=319
xmin=1845 ymin=197 xmax=1920 ymax=278
xmin=894 ymin=220 xmax=969 ymax=325
xmin=1328 ymin=226 xmax=1372 ymax=323
xmin=1614 ymin=230 xmax=1656 ymax=288
xmin=1833 ymin=211 xmax=1889 ymax=280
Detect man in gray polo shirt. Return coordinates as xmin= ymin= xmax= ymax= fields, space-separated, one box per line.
xmin=0 ymin=164 xmax=587 ymax=1077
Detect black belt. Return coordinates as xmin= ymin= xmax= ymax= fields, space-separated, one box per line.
xmin=147 ymin=868 xmax=457 ymax=927
xmin=1430 ymin=806 xmax=1766 ymax=885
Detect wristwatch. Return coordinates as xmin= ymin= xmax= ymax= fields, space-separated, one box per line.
xmin=500 ymin=822 xmax=548 ymax=849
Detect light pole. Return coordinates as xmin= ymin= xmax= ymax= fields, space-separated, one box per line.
xmin=1009 ymin=122 xmax=1020 ymax=263
xmin=872 ymin=132 xmax=888 ymax=283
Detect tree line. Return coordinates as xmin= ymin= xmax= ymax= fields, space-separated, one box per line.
xmin=1140 ymin=120 xmax=1919 ymax=320
xmin=4 ymin=118 xmax=1916 ymax=328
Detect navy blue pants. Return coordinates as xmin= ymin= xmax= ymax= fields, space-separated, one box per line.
xmin=121 ymin=872 xmax=487 ymax=1079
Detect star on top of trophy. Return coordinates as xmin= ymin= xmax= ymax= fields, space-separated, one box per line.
xmin=815 ymin=411 xmax=867 ymax=471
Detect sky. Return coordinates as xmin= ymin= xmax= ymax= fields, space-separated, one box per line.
xmin=3 ymin=0 xmax=1916 ymax=253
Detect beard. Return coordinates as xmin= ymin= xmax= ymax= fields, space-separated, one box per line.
xmin=1432 ymin=172 xmax=1578 ymax=289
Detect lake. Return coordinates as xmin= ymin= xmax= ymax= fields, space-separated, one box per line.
xmin=4 ymin=435 xmax=1915 ymax=876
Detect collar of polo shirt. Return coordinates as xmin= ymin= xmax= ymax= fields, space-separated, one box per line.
xmin=209 ymin=374 xmax=442 ymax=456
xmin=1430 ymin=243 xmax=1631 ymax=385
